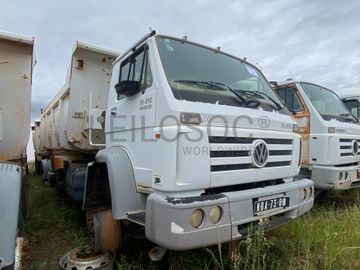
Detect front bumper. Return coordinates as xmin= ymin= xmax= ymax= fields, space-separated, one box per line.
xmin=145 ymin=179 xmax=314 ymax=251
xmin=311 ymin=164 xmax=360 ymax=190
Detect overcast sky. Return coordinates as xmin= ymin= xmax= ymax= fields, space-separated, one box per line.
xmin=2 ymin=0 xmax=360 ymax=158
xmin=2 ymin=0 xmax=360 ymax=121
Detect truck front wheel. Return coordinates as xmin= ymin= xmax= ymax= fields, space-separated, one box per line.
xmin=87 ymin=209 xmax=122 ymax=253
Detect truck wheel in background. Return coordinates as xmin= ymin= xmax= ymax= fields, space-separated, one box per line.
xmin=34 ymin=158 xmax=43 ymax=176
xmin=54 ymin=168 xmax=66 ymax=192
xmin=65 ymin=164 xmax=87 ymax=203
xmin=41 ymin=159 xmax=55 ymax=186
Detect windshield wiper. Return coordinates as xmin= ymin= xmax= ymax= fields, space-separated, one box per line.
xmin=206 ymin=81 xmax=246 ymax=105
xmin=233 ymin=89 xmax=283 ymax=110
xmin=253 ymin=91 xmax=284 ymax=110
xmin=174 ymin=80 xmax=225 ymax=91
xmin=344 ymin=117 xmax=357 ymax=123
xmin=339 ymin=113 xmax=358 ymax=123
xmin=174 ymin=80 xmax=246 ymax=105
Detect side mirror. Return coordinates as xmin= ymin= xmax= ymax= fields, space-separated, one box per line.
xmin=114 ymin=80 xmax=140 ymax=97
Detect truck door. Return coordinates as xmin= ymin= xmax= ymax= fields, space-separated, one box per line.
xmin=110 ymin=45 xmax=155 ymax=187
xmin=276 ymin=85 xmax=310 ymax=165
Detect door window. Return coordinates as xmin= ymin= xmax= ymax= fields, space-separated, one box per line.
xmin=118 ymin=46 xmax=153 ymax=100
xmin=277 ymin=88 xmax=304 ymax=113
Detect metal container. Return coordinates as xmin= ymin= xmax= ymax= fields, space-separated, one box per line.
xmin=0 ymin=30 xmax=34 ymax=161
xmin=38 ymin=42 xmax=119 ymax=153
xmin=59 ymin=246 xmax=114 ymax=270
xmin=0 ymin=30 xmax=33 ymax=269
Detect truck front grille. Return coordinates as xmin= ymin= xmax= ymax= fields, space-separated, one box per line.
xmin=209 ymin=136 xmax=293 ymax=172
xmin=339 ymin=138 xmax=360 ymax=157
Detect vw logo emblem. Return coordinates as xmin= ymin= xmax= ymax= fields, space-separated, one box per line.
xmin=251 ymin=139 xmax=269 ymax=168
xmin=352 ymin=140 xmax=359 ymax=155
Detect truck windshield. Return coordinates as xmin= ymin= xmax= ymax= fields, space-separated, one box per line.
xmin=300 ymin=83 xmax=358 ymax=123
xmin=156 ymin=36 xmax=286 ymax=113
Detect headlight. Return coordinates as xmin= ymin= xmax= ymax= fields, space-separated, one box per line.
xmin=209 ymin=206 xmax=222 ymax=224
xmin=190 ymin=209 xmax=204 ymax=228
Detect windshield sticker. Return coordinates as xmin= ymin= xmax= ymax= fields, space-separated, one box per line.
xmin=164 ymin=39 xmax=174 ymax=51
xmin=245 ymin=65 xmax=259 ymax=77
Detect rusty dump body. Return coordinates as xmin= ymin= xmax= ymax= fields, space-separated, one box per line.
xmin=0 ymin=31 xmax=34 ymax=161
xmin=37 ymin=42 xmax=119 ymax=158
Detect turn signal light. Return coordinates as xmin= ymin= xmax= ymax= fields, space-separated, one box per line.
xmin=180 ymin=112 xmax=201 ymax=125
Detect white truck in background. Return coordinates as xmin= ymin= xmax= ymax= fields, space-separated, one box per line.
xmin=0 ymin=31 xmax=34 ymax=270
xmin=341 ymin=93 xmax=360 ymax=119
xmin=273 ymin=80 xmax=360 ymax=191
xmin=33 ymin=41 xmax=119 ymax=193
xmin=35 ymin=31 xmax=313 ymax=257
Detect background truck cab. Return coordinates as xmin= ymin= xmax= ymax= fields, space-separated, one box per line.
xmin=274 ymin=79 xmax=360 ymax=190
xmin=342 ymin=93 xmax=360 ymax=119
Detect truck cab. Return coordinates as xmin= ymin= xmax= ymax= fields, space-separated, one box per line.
xmin=274 ymin=80 xmax=360 ymax=190
xmin=84 ymin=32 xmax=314 ymax=251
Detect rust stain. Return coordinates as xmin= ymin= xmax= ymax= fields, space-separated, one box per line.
xmin=287 ymin=83 xmax=311 ymax=165
xmin=53 ymin=156 xmax=64 ymax=170
xmin=81 ymin=131 xmax=88 ymax=139
xmin=0 ymin=61 xmax=9 ymax=64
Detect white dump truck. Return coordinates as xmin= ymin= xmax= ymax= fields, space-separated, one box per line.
xmin=273 ymin=80 xmax=360 ymax=191
xmin=36 ymin=31 xmax=313 ymax=257
xmin=0 ymin=31 xmax=34 ymax=269
xmin=34 ymin=40 xmax=119 ymax=191
xmin=341 ymin=93 xmax=360 ymax=119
